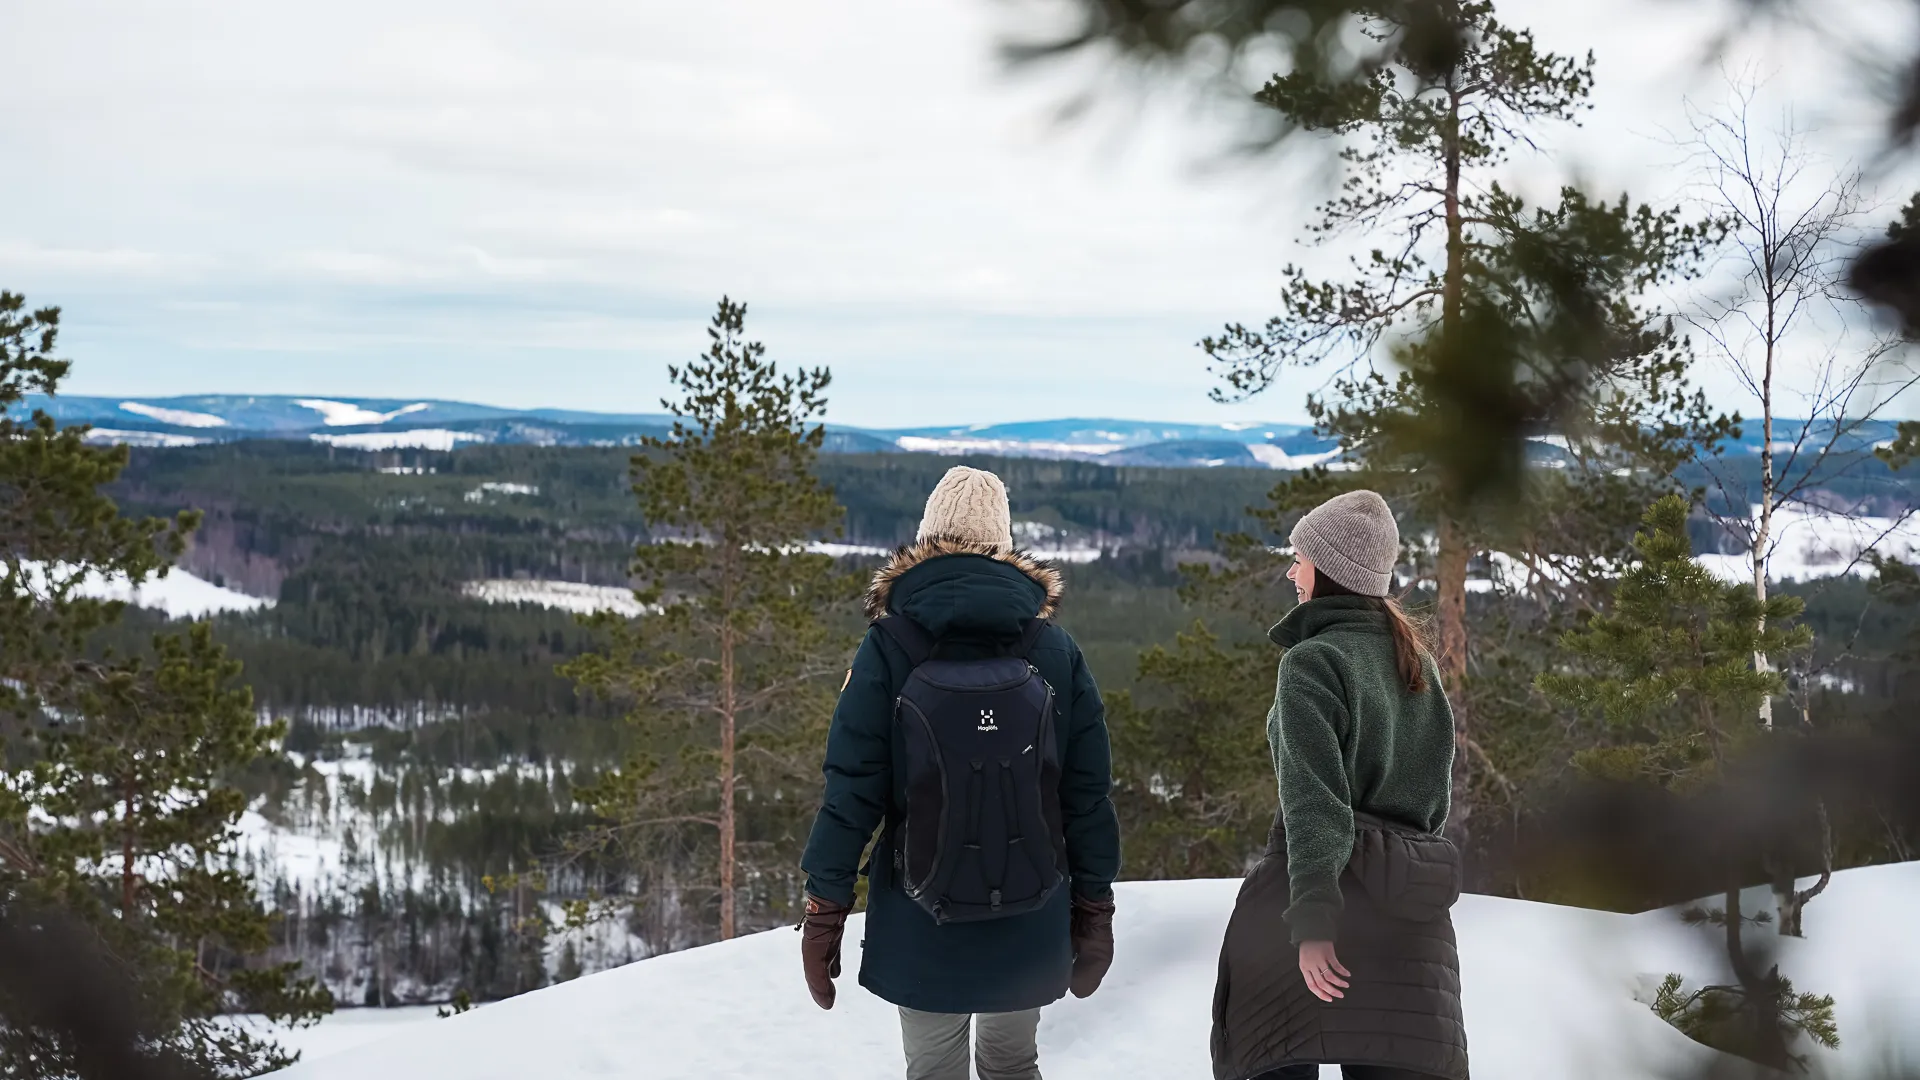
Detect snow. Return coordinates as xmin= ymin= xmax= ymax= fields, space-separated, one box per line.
xmin=100 ymin=569 xmax=273 ymax=618
xmin=118 ymin=401 xmax=228 ymax=427
xmin=1033 ymin=547 xmax=1105 ymax=564
xmin=807 ymin=542 xmax=893 ymax=558
xmin=1698 ymin=505 xmax=1920 ymax=584
xmin=228 ymin=1007 xmax=454 ymax=1067
xmin=236 ymin=805 xmax=349 ymax=897
xmin=82 ymin=427 xmax=212 ymax=448
xmin=14 ymin=561 xmax=272 ymax=618
xmin=463 ymin=481 xmax=539 ymax=502
xmin=295 ymin=400 xmax=432 ymax=427
xmin=894 ymin=436 xmax=1128 ymax=457
xmin=269 ymin=863 xmax=1920 ymax=1080
xmin=1246 ymin=445 xmax=1348 ymax=471
xmin=309 ymin=429 xmax=484 ymax=452
xmin=461 ymin=579 xmax=651 ymax=617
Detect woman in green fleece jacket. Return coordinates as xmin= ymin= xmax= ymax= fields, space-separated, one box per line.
xmin=1211 ymin=490 xmax=1469 ymax=1080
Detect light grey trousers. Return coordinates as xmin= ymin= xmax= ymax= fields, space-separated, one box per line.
xmin=898 ymin=1006 xmax=1042 ymax=1080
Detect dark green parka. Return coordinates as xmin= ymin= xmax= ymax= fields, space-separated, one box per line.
xmin=800 ymin=539 xmax=1120 ymax=1015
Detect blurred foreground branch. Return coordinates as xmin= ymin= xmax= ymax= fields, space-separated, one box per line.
xmin=0 ymin=901 xmax=215 ymax=1080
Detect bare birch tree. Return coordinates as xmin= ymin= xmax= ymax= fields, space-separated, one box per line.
xmin=1683 ymin=80 xmax=1920 ymax=935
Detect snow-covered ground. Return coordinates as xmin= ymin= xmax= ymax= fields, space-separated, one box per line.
xmin=229 ymin=1006 xmax=453 ymax=1066
xmin=270 ymin=863 xmax=1920 ymax=1080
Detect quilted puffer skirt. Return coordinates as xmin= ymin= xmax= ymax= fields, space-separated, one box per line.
xmin=1210 ymin=812 xmax=1469 ymax=1080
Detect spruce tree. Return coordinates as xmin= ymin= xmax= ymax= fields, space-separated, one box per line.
xmin=563 ymin=297 xmax=855 ymax=941
xmin=1195 ymin=0 xmax=1725 ymax=846
xmin=0 ymin=293 xmax=330 ymax=1077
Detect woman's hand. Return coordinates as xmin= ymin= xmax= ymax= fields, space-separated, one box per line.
xmin=1298 ymin=940 xmax=1350 ymax=1002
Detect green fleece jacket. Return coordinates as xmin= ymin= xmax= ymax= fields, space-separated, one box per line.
xmin=1267 ymin=596 xmax=1455 ymax=944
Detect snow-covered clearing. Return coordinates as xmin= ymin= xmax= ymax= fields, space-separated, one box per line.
xmin=12 ymin=561 xmax=270 ymax=618
xmin=460 ymin=579 xmax=650 ymax=617
xmin=310 ymin=429 xmax=483 ymax=451
xmin=271 ymin=862 xmax=1920 ymax=1079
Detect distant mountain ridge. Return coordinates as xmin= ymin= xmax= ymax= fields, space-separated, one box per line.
xmin=21 ymin=393 xmax=1902 ymax=470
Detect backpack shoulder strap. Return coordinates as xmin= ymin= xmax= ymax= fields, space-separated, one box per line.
xmin=873 ymin=615 xmax=935 ymax=668
xmin=1012 ymin=618 xmax=1050 ymax=659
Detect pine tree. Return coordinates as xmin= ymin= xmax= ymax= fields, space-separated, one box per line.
xmin=1196 ymin=1 xmax=1725 ymax=848
xmin=0 ymin=293 xmax=330 ymax=1077
xmin=1107 ymin=622 xmax=1276 ymax=879
xmin=1537 ymin=495 xmax=1811 ymax=789
xmin=563 ymin=298 xmax=855 ymax=942
xmin=1538 ymin=494 xmax=1824 ymax=1068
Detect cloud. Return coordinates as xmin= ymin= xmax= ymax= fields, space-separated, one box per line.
xmin=0 ymin=0 xmax=1912 ymax=426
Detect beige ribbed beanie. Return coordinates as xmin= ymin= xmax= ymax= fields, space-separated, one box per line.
xmin=1289 ymin=489 xmax=1400 ymax=597
xmin=917 ymin=466 xmax=1013 ymax=550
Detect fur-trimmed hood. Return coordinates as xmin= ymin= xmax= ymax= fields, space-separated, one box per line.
xmin=863 ymin=537 xmax=1065 ymax=622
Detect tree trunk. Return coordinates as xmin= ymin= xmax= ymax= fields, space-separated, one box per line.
xmin=719 ymin=620 xmax=738 ymax=941
xmin=1437 ymin=84 xmax=1474 ymax=851
xmin=1437 ymin=510 xmax=1472 ymax=847
xmin=1755 ymin=335 xmax=1776 ymax=731
xmin=1722 ymin=886 xmax=1792 ymax=1069
xmin=121 ymin=775 xmax=138 ymax=920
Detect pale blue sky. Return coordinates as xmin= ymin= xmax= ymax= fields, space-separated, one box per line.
xmin=2 ymin=0 xmax=1912 ymax=428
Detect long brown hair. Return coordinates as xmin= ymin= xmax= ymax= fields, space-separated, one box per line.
xmin=1307 ymin=574 xmax=1432 ymax=693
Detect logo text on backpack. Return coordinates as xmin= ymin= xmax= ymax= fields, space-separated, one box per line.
xmin=977 ymin=708 xmax=997 ymax=732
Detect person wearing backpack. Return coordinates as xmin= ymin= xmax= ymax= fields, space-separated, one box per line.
xmin=799 ymin=465 xmax=1121 ymax=1080
xmin=1211 ymin=490 xmax=1468 ymax=1080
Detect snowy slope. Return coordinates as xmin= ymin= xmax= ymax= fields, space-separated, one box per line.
xmin=271 ymin=863 xmax=1920 ymax=1080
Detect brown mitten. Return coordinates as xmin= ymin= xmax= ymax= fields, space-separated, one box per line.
xmin=800 ymin=894 xmax=851 ymax=1010
xmin=1069 ymin=894 xmax=1116 ymax=999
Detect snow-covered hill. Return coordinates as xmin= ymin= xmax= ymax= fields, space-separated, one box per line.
xmin=267 ymin=863 xmax=1920 ymax=1080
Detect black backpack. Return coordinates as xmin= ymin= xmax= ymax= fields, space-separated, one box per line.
xmin=875 ymin=615 xmax=1069 ymax=925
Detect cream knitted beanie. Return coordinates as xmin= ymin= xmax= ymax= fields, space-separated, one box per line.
xmin=1289 ymin=489 xmax=1400 ymax=597
xmin=917 ymin=466 xmax=1014 ymax=551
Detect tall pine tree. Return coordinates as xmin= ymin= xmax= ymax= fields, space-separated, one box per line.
xmin=1197 ymin=0 xmax=1725 ymax=847
xmin=564 ymin=298 xmax=855 ymax=942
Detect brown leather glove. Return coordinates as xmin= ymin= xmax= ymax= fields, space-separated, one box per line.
xmin=1069 ymin=893 xmax=1116 ymax=999
xmin=799 ymin=893 xmax=850 ymax=1010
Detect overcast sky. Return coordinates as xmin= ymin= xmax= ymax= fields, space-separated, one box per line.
xmin=3 ymin=0 xmax=1914 ymax=428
